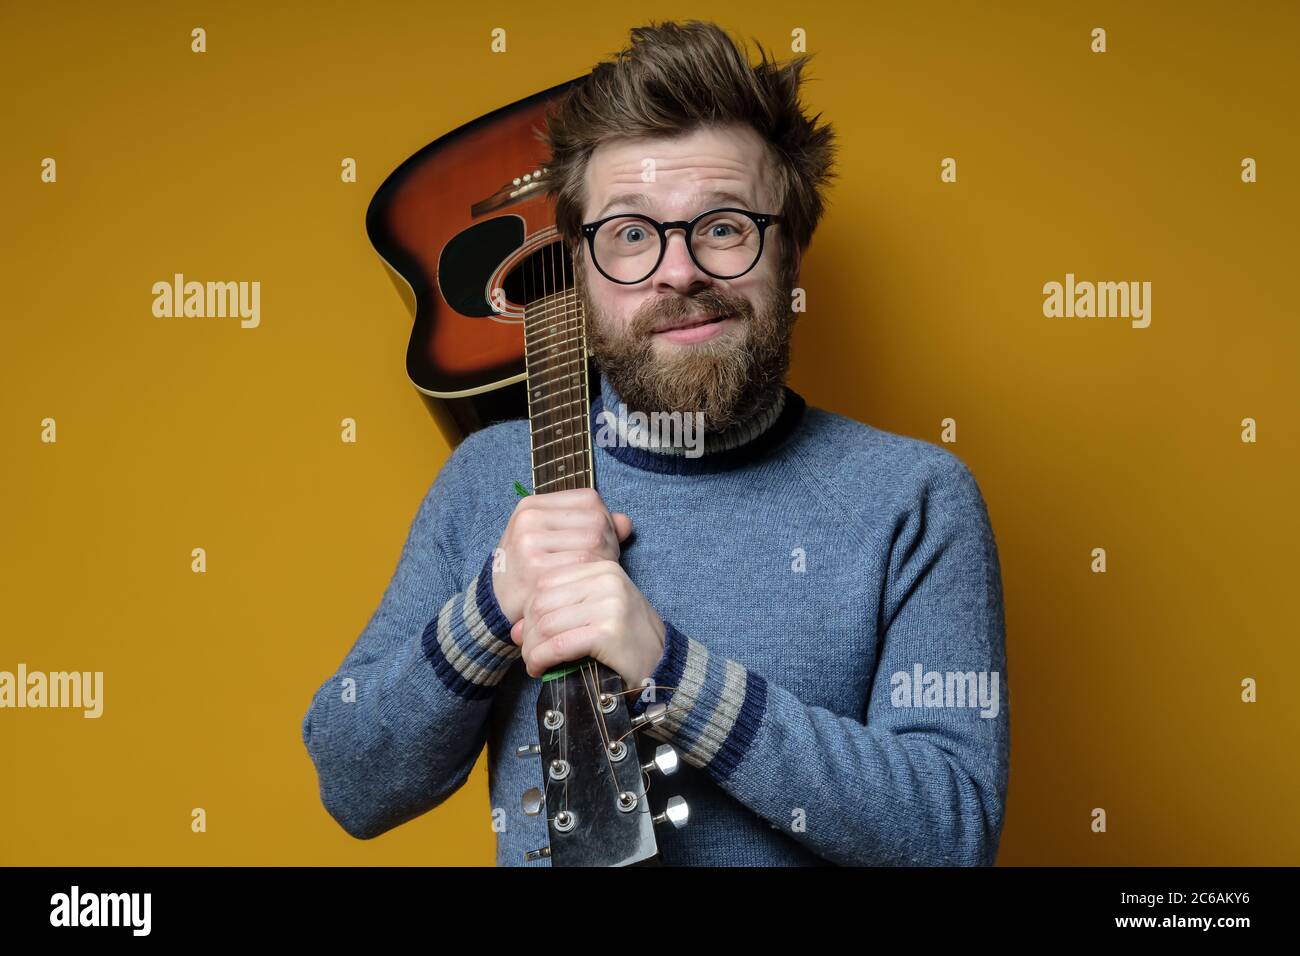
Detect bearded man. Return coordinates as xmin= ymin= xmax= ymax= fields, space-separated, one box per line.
xmin=303 ymin=20 xmax=1010 ymax=867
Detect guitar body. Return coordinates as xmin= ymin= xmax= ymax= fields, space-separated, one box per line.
xmin=366 ymin=75 xmax=597 ymax=443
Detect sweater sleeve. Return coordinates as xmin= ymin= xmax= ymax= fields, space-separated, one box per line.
xmin=300 ymin=440 xmax=520 ymax=840
xmin=629 ymin=455 xmax=1009 ymax=866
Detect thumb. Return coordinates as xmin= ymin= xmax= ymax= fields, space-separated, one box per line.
xmin=611 ymin=512 xmax=633 ymax=541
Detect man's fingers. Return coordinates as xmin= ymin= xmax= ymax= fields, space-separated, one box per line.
xmin=521 ymin=488 xmax=605 ymax=508
xmin=519 ymin=529 xmax=618 ymax=554
xmin=517 ymin=507 xmax=615 ymax=531
xmin=534 ymin=549 xmax=602 ymax=568
xmin=527 ymin=627 xmax=602 ymax=677
xmin=611 ymin=512 xmax=633 ymax=541
xmin=534 ymin=559 xmax=620 ymax=592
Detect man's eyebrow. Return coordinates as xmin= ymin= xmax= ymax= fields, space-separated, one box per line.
xmin=591 ymin=190 xmax=755 ymax=220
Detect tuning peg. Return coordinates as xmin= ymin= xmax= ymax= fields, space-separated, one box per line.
xmin=521 ymin=787 xmax=544 ymax=816
xmin=523 ymin=846 xmax=551 ymax=862
xmin=652 ymin=794 xmax=689 ymax=830
xmin=630 ymin=702 xmax=668 ymax=729
xmin=641 ymin=744 xmax=679 ymax=777
xmin=515 ymin=743 xmax=540 ymax=757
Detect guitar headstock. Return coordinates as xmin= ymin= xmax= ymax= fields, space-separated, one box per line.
xmin=519 ymin=659 xmax=688 ymax=866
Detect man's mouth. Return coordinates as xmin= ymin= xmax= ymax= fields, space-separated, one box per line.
xmin=653 ymin=313 xmax=734 ymax=333
xmin=650 ymin=313 xmax=737 ymax=345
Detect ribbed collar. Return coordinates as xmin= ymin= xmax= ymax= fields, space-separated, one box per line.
xmin=590 ymin=373 xmax=806 ymax=475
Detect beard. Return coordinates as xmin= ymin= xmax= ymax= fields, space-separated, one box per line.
xmin=579 ymin=244 xmax=799 ymax=433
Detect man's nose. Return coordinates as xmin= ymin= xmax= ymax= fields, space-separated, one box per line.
xmin=652 ymin=229 xmax=711 ymax=292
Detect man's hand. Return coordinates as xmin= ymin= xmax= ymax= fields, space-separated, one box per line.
xmin=511 ymin=559 xmax=666 ymax=690
xmin=490 ymin=488 xmax=632 ymax=625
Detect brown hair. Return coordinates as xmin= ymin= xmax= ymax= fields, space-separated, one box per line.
xmin=537 ymin=20 xmax=837 ymax=265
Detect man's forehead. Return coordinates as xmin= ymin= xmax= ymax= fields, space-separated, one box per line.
xmin=584 ymin=124 xmax=774 ymax=215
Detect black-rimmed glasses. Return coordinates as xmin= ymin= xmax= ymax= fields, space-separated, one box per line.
xmin=580 ymin=207 xmax=783 ymax=284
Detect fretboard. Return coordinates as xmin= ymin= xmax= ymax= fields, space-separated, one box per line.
xmin=524 ymin=285 xmax=593 ymax=494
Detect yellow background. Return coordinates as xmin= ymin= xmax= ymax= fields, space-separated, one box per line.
xmin=2 ymin=1 xmax=1296 ymax=865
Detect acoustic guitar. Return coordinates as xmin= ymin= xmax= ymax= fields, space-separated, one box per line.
xmin=366 ymin=79 xmax=689 ymax=866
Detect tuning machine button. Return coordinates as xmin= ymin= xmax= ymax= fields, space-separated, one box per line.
xmin=652 ymin=794 xmax=690 ymax=830
xmin=516 ymin=743 xmax=540 ymax=757
xmin=630 ymin=702 xmax=668 ymax=729
xmin=642 ymin=744 xmax=679 ymax=777
xmin=521 ymin=787 xmax=544 ymax=816
xmin=523 ymin=846 xmax=551 ymax=862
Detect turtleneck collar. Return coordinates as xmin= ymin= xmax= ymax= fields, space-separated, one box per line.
xmin=590 ymin=372 xmax=806 ymax=475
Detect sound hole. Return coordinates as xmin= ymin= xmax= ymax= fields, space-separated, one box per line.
xmin=503 ymin=241 xmax=575 ymax=308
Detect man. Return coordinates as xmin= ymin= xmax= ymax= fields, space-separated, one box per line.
xmin=302 ymin=20 xmax=1009 ymax=866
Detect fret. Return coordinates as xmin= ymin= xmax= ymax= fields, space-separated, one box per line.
xmin=523 ymin=295 xmax=579 ymax=320
xmin=534 ymin=454 xmax=591 ymax=491
xmin=525 ymin=353 xmax=585 ymax=382
xmin=525 ymin=315 xmax=583 ymax=348
xmin=523 ymin=298 xmax=579 ymax=326
xmin=533 ymin=429 xmax=594 ymax=453
xmin=533 ymin=442 xmax=590 ymax=464
xmin=524 ymin=347 xmax=584 ymax=375
xmin=525 ymin=342 xmax=585 ymax=371
xmin=528 ymin=410 xmax=586 ymax=439
xmin=529 ymin=421 xmax=587 ymax=455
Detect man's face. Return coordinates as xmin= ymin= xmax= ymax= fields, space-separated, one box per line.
xmin=576 ymin=122 xmax=802 ymax=433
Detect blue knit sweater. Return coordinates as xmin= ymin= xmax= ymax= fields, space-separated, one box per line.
xmin=301 ymin=373 xmax=1010 ymax=865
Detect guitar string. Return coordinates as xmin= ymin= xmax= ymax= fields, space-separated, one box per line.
xmin=612 ymin=704 xmax=689 ymax=745
xmin=552 ymin=230 xmax=602 ymax=763
xmin=528 ymin=232 xmax=568 ymax=826
xmin=553 ymin=231 xmax=585 ymax=832
xmin=580 ymin=661 xmax=624 ymax=805
xmin=556 ymin=235 xmax=623 ymax=810
xmin=561 ymin=236 xmax=637 ymax=816
xmin=544 ymin=232 xmax=575 ymax=825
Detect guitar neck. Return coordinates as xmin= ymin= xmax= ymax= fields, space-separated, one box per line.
xmin=522 ymin=245 xmax=599 ymax=683
xmin=523 ymin=256 xmax=593 ymax=495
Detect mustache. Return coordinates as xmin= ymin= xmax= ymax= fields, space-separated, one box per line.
xmin=627 ymin=293 xmax=750 ymax=337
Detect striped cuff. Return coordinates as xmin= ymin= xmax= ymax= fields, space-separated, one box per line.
xmin=629 ymin=621 xmax=768 ymax=783
xmin=422 ymin=550 xmax=520 ymax=700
